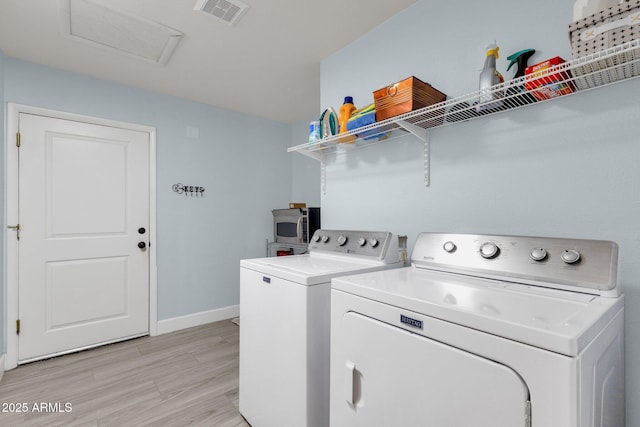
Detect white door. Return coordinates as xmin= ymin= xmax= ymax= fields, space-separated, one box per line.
xmin=332 ymin=311 xmax=531 ymax=427
xmin=17 ymin=113 xmax=150 ymax=362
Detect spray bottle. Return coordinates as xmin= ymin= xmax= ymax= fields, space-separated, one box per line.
xmin=506 ymin=49 xmax=537 ymax=105
xmin=476 ymin=44 xmax=504 ymax=113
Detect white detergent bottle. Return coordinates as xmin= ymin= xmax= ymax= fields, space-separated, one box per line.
xmin=573 ymin=0 xmax=621 ymax=21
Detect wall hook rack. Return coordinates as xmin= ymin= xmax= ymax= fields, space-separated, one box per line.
xmin=172 ymin=183 xmax=205 ymax=197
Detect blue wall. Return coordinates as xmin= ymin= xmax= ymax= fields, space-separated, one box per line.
xmin=290 ymin=117 xmax=321 ymax=204
xmin=319 ymin=0 xmax=640 ymax=423
xmin=1 ymin=57 xmax=306 ymax=328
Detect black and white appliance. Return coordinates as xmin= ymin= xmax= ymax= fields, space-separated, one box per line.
xmin=331 ymin=232 xmax=624 ymax=427
xmin=239 ymin=229 xmax=407 ymax=427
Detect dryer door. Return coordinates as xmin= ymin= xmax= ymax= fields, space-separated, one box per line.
xmin=334 ymin=312 xmax=531 ymax=427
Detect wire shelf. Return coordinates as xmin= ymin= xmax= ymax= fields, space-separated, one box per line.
xmin=289 ymin=38 xmax=640 ymax=160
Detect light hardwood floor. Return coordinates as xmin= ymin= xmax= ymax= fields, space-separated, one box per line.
xmin=0 ymin=319 xmax=250 ymax=426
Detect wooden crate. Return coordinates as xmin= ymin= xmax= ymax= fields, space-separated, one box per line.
xmin=373 ymin=76 xmax=447 ymax=122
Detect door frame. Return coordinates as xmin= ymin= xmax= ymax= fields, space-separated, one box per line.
xmin=4 ymin=103 xmax=158 ymax=370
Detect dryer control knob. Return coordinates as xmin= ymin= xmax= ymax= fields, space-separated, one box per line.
xmin=530 ymin=247 xmax=548 ymax=261
xmin=561 ymin=249 xmax=581 ymax=264
xmin=357 ymin=237 xmax=367 ymax=246
xmin=443 ymin=241 xmax=457 ymax=253
xmin=313 ymin=234 xmax=321 ymax=243
xmin=321 ymin=235 xmax=330 ymax=243
xmin=479 ymin=242 xmax=500 ymax=259
xmin=337 ymin=235 xmax=348 ymax=246
xmin=368 ymin=238 xmax=379 ymax=248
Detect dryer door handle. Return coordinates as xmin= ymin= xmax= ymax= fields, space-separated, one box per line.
xmin=345 ymin=361 xmax=356 ymax=406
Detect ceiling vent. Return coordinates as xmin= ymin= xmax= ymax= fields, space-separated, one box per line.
xmin=58 ymin=0 xmax=183 ymax=65
xmin=194 ymin=0 xmax=249 ymax=26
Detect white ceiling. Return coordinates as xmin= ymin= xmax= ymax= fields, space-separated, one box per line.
xmin=0 ymin=0 xmax=416 ymax=123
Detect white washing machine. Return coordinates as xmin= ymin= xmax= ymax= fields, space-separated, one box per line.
xmin=239 ymin=229 xmax=407 ymax=427
xmin=331 ymin=232 xmax=624 ymax=427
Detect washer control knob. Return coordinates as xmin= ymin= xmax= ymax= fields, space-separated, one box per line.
xmin=479 ymin=242 xmax=500 ymax=259
xmin=561 ymin=249 xmax=581 ymax=264
xmin=530 ymin=247 xmax=548 ymax=261
xmin=368 ymin=238 xmax=379 ymax=248
xmin=337 ymin=235 xmax=348 ymax=246
xmin=443 ymin=241 xmax=456 ymax=253
xmin=321 ymin=235 xmax=330 ymax=243
xmin=313 ymin=234 xmax=321 ymax=243
xmin=357 ymin=237 xmax=367 ymax=247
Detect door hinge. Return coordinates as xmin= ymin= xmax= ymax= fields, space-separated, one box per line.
xmin=8 ymin=224 xmax=21 ymax=240
xmin=16 ymin=319 xmax=21 ymax=335
xmin=16 ymin=132 xmax=21 ymax=147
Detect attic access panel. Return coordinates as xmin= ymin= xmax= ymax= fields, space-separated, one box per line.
xmin=58 ymin=0 xmax=183 ymax=65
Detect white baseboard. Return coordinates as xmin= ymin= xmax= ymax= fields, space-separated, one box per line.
xmin=156 ymin=305 xmax=240 ymax=335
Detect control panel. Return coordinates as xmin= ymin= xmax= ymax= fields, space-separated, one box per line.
xmin=412 ymin=233 xmax=619 ymax=295
xmin=308 ymin=229 xmax=406 ymax=263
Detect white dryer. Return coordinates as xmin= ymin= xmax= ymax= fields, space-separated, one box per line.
xmin=239 ymin=229 xmax=407 ymax=427
xmin=330 ymin=232 xmax=624 ymax=427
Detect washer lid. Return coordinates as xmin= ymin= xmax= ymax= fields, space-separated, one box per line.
xmin=241 ymin=253 xmax=401 ymax=285
xmin=332 ymin=267 xmax=624 ymax=356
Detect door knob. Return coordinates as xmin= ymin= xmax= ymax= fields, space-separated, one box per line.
xmin=138 ymin=242 xmax=146 ymax=249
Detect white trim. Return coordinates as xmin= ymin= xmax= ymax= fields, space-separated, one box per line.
xmin=148 ymin=128 xmax=158 ymax=336
xmin=0 ymin=354 xmax=5 ymax=382
xmin=157 ymin=305 xmax=240 ymax=335
xmin=4 ymin=103 xmax=158 ymax=370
